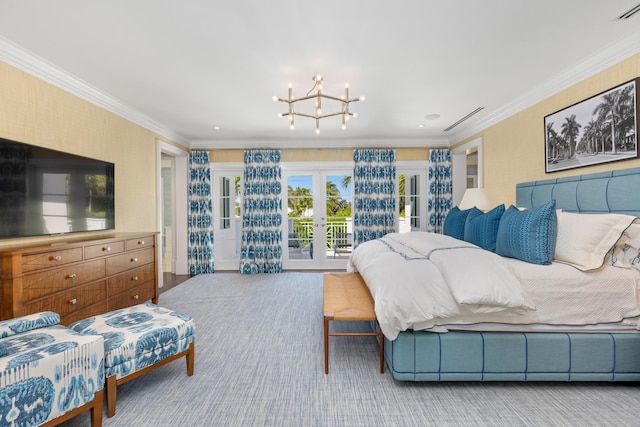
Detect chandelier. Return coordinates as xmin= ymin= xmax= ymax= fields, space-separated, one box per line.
xmin=272 ymin=74 xmax=364 ymax=134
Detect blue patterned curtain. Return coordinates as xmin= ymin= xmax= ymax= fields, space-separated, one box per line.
xmin=427 ymin=148 xmax=453 ymax=233
xmin=352 ymin=149 xmax=396 ymax=248
xmin=240 ymin=150 xmax=283 ymax=274
xmin=187 ymin=151 xmax=214 ymax=275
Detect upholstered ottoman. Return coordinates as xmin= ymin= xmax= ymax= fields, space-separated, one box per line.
xmin=0 ymin=312 xmax=105 ymax=427
xmin=69 ymin=303 xmax=195 ymax=417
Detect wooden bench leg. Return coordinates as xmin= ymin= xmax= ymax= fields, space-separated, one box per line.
xmin=324 ymin=316 xmax=330 ymax=374
xmin=106 ymin=375 xmax=117 ymax=418
xmin=186 ymin=341 xmax=195 ymax=376
xmin=91 ymin=389 xmax=104 ymax=427
xmin=379 ymin=324 xmax=385 ymax=374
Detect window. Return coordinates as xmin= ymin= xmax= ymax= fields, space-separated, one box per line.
xmin=396 ymin=164 xmax=427 ymax=232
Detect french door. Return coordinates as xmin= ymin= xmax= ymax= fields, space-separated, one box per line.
xmin=282 ymin=164 xmax=353 ymax=270
xmin=212 ymin=165 xmax=243 ymax=271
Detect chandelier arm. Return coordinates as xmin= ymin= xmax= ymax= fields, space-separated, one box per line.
xmin=317 ymin=112 xmax=352 ymax=119
xmin=289 ymin=94 xmax=320 ymax=103
xmin=316 ymin=93 xmax=349 ymax=103
xmin=290 ymin=112 xmax=318 ymax=119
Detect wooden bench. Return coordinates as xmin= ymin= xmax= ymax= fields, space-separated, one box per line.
xmin=323 ymin=272 xmax=384 ymax=374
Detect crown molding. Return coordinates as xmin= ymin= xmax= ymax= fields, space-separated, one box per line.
xmin=0 ymin=36 xmax=191 ymax=148
xmin=189 ymin=137 xmax=451 ymax=150
xmin=450 ymin=29 xmax=640 ymax=144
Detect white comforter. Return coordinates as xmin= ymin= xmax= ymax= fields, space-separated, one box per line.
xmin=348 ymin=232 xmax=640 ymax=340
xmin=347 ymin=232 xmax=536 ymax=340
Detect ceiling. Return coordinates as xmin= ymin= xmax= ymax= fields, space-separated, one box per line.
xmin=1 ymin=1 xmax=640 ymax=150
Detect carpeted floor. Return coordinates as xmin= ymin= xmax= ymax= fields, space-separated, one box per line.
xmin=61 ymin=272 xmax=640 ymax=426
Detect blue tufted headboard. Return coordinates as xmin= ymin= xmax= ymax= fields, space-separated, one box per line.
xmin=516 ymin=166 xmax=640 ymax=217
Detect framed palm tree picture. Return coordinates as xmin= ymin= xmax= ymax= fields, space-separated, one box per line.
xmin=544 ymin=78 xmax=638 ymax=173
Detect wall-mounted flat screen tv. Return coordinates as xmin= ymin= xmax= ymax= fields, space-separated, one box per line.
xmin=0 ymin=137 xmax=115 ymax=239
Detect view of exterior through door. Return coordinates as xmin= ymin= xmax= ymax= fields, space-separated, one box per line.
xmin=285 ymin=171 xmax=353 ymax=270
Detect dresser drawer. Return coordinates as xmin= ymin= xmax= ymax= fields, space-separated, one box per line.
xmin=107 ymin=247 xmax=155 ymax=275
xmin=22 ymin=259 xmax=106 ymax=301
xmin=60 ymin=301 xmax=109 ymax=326
xmin=25 ymin=280 xmax=107 ymax=318
xmin=21 ymin=248 xmax=84 ymax=273
xmin=125 ymin=236 xmax=154 ymax=251
xmin=85 ymin=240 xmax=125 ymax=259
xmin=107 ymin=264 xmax=155 ymax=297
xmin=108 ymin=281 xmax=156 ymax=310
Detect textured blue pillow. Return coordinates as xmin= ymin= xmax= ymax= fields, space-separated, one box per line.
xmin=496 ymin=200 xmax=557 ymax=265
xmin=443 ymin=207 xmax=471 ymax=240
xmin=463 ymin=204 xmax=505 ymax=252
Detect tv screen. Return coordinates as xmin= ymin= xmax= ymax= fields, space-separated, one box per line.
xmin=0 ymin=137 xmax=115 ymax=238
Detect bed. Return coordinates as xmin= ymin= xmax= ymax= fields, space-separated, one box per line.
xmin=348 ymin=166 xmax=640 ymax=381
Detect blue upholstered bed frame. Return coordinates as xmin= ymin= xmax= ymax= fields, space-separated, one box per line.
xmin=383 ymin=166 xmax=640 ymax=381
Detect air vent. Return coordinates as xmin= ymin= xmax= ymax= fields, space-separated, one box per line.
xmin=443 ymin=107 xmax=484 ymax=132
xmin=618 ymin=3 xmax=640 ymax=19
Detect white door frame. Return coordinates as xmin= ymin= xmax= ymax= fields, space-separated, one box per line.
xmin=451 ymin=137 xmax=483 ymax=205
xmin=156 ymin=140 xmax=189 ymax=286
xmin=211 ymin=163 xmax=244 ymax=271
xmin=281 ymin=161 xmax=354 ymax=270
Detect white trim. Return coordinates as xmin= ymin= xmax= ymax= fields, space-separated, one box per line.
xmin=209 ymin=162 xmax=244 ymax=170
xmin=191 ymin=138 xmax=450 ymax=150
xmin=452 ymin=137 xmax=482 ymax=206
xmin=157 ymin=140 xmax=189 ymax=280
xmin=0 ymin=36 xmax=191 ymax=147
xmin=281 ymin=161 xmax=354 ymax=171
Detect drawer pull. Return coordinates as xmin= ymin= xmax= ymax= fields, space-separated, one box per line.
xmin=69 ymin=273 xmax=77 ymax=280
xmin=133 ymin=294 xmax=139 ymax=300
xmin=132 ymin=258 xmax=138 ymax=263
xmin=103 ymin=246 xmax=111 ymax=252
xmin=138 ymin=240 xmax=145 ymax=245
xmin=132 ymin=276 xmax=139 ymax=281
xmin=53 ymin=255 xmax=62 ymax=261
xmin=69 ymin=298 xmax=77 ymax=305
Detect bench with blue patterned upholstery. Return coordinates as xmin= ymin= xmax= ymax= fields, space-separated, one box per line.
xmin=70 ymin=303 xmax=195 ymax=418
xmin=0 ymin=311 xmax=104 ymax=426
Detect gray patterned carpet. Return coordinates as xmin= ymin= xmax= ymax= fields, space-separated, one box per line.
xmin=62 ymin=272 xmax=640 ymax=426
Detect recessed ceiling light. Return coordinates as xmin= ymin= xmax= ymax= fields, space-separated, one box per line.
xmin=418 ymin=124 xmax=425 ymax=128
xmin=213 ymin=126 xmax=221 ymax=130
xmin=424 ymin=114 xmax=440 ymax=120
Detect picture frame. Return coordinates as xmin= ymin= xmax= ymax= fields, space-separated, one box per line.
xmin=544 ymin=78 xmax=638 ymax=173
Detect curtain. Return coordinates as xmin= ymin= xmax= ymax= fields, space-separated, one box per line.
xmin=240 ymin=150 xmax=283 ymax=274
xmin=352 ymin=148 xmax=396 ymax=248
xmin=427 ymin=148 xmax=453 ymax=233
xmin=187 ymin=151 xmax=215 ymax=275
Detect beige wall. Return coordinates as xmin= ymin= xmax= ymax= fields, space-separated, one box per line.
xmin=0 ymin=62 xmax=178 ymax=249
xmin=453 ymin=53 xmax=640 ymax=207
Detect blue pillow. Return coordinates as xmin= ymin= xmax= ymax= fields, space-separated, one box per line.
xmin=496 ymin=200 xmax=557 ymax=265
xmin=463 ymin=204 xmax=505 ymax=252
xmin=443 ymin=207 xmax=471 ymax=240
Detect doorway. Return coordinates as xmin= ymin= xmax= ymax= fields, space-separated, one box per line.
xmin=156 ymin=140 xmax=189 ymax=287
xmin=212 ymin=164 xmax=243 ymax=271
xmin=282 ymin=164 xmax=353 ymax=270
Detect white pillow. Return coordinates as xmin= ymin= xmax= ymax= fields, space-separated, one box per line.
xmin=554 ymin=211 xmax=636 ymax=271
xmin=608 ymin=222 xmax=640 ymax=270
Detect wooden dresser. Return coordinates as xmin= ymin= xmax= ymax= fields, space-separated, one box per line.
xmin=0 ymin=232 xmax=159 ymax=325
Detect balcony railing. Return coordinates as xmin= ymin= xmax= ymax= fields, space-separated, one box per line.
xmin=289 ymin=218 xmax=350 ymax=250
